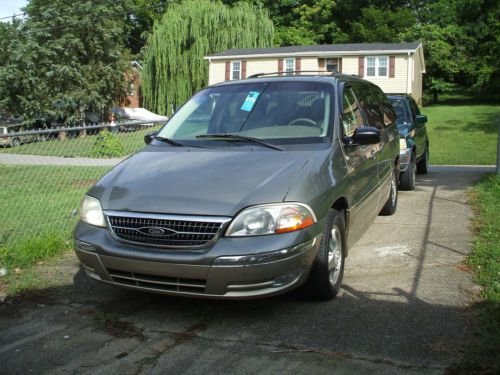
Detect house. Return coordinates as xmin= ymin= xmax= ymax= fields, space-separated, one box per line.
xmin=120 ymin=61 xmax=143 ymax=109
xmin=204 ymin=42 xmax=425 ymax=104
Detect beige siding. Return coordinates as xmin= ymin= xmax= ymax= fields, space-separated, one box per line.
xmin=208 ymin=54 xmax=421 ymax=101
xmin=411 ymin=53 xmax=423 ymax=105
xmin=208 ymin=60 xmax=226 ymax=85
xmin=342 ymin=55 xmax=408 ymax=94
xmin=340 ymin=56 xmax=359 ymax=75
xmin=208 ymin=57 xmax=320 ymax=85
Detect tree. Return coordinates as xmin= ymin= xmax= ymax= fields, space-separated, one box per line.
xmin=349 ymin=7 xmax=416 ymax=43
xmin=0 ymin=0 xmax=129 ymax=125
xmin=122 ymin=0 xmax=168 ymax=56
xmin=141 ymin=0 xmax=274 ymax=115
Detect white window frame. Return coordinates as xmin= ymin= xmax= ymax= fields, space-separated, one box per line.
xmin=285 ymin=58 xmax=295 ymax=75
xmin=231 ymin=60 xmax=241 ymax=80
xmin=365 ymin=56 xmax=388 ymax=77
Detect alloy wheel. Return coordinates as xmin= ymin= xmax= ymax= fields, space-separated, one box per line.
xmin=328 ymin=226 xmax=343 ymax=285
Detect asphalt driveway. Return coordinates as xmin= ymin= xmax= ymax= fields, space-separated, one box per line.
xmin=0 ymin=168 xmax=483 ymax=374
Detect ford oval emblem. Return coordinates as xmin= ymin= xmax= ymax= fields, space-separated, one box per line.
xmin=138 ymin=226 xmax=176 ymax=237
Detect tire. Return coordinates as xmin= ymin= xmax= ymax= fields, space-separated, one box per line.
xmin=11 ymin=138 xmax=20 ymax=147
xmin=399 ymin=153 xmax=416 ymax=191
xmin=303 ymin=208 xmax=346 ymax=300
xmin=417 ymin=146 xmax=428 ymax=175
xmin=380 ymin=169 xmax=398 ymax=216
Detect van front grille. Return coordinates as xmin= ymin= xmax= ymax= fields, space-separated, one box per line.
xmin=105 ymin=211 xmax=230 ymax=249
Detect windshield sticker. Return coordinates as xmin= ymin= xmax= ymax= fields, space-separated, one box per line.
xmin=240 ymin=91 xmax=260 ymax=112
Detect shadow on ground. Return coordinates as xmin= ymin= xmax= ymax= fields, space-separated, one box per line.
xmin=0 ymin=170 xmax=488 ymax=374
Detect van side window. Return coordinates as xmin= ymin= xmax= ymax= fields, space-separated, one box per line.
xmin=356 ymin=84 xmax=386 ymax=129
xmin=342 ymin=87 xmax=364 ymax=137
xmin=409 ymin=98 xmax=420 ymax=121
xmin=381 ymin=96 xmax=397 ymax=126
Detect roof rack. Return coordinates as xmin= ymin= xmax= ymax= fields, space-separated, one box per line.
xmin=247 ymin=70 xmax=341 ymax=79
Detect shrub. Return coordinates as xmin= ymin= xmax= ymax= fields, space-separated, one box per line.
xmin=88 ymin=130 xmax=126 ymax=158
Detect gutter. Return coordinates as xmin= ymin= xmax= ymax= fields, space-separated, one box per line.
xmin=204 ymin=49 xmax=419 ymax=60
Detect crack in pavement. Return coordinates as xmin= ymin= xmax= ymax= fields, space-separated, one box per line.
xmin=141 ymin=327 xmax=445 ymax=372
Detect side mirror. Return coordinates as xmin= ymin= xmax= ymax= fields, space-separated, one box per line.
xmin=144 ymin=131 xmax=158 ymax=145
xmin=416 ymin=114 xmax=427 ymax=125
xmin=351 ymin=127 xmax=381 ymax=145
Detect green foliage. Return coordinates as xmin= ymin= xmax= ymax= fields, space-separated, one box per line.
xmin=0 ymin=0 xmax=129 ymax=125
xmin=122 ymin=0 xmax=167 ymax=56
xmin=349 ymin=6 xmax=416 ymax=43
xmin=0 ymin=232 xmax=68 ymax=270
xmin=141 ymin=0 xmax=273 ymax=115
xmin=88 ymin=131 xmax=126 ymax=158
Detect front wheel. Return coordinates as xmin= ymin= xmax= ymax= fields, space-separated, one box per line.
xmin=417 ymin=146 xmax=429 ymax=175
xmin=303 ymin=208 xmax=346 ymax=300
xmin=399 ymin=154 xmax=416 ymax=191
xmin=380 ymin=169 xmax=398 ymax=216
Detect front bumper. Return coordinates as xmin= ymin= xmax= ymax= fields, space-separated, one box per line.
xmin=74 ymin=221 xmax=323 ymax=299
xmin=399 ymin=148 xmax=412 ymax=172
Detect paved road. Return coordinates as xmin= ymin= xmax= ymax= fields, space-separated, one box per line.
xmin=0 ymin=170 xmax=483 ymax=374
xmin=0 ymin=153 xmax=124 ymax=166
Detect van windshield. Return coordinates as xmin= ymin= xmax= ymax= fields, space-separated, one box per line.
xmin=158 ymin=81 xmax=333 ymax=143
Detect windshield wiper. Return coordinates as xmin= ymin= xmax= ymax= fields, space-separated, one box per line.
xmin=154 ymin=136 xmax=208 ymax=148
xmin=196 ymin=134 xmax=283 ymax=151
xmin=154 ymin=136 xmax=185 ymax=147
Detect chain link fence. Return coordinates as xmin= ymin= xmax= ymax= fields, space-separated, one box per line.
xmin=0 ymin=120 xmax=165 ymax=271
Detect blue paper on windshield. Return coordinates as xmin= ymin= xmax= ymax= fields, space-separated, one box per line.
xmin=240 ymin=91 xmax=260 ymax=112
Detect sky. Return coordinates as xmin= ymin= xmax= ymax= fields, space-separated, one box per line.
xmin=0 ymin=0 xmax=28 ymax=21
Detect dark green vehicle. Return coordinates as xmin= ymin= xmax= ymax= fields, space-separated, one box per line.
xmin=74 ymin=73 xmax=400 ymax=300
xmin=388 ymin=94 xmax=429 ymax=190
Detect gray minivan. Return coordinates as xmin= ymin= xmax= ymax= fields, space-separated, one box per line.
xmin=74 ymin=73 xmax=400 ymax=300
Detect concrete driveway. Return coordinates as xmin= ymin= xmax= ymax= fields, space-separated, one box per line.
xmin=0 ymin=169 xmax=483 ymax=374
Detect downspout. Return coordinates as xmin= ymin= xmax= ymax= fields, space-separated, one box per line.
xmin=406 ymin=52 xmax=411 ymax=94
xmin=208 ymin=58 xmax=212 ymax=85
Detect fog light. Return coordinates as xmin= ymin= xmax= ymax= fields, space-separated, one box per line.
xmin=75 ymin=239 xmax=96 ymax=252
xmin=273 ymin=268 xmax=303 ymax=287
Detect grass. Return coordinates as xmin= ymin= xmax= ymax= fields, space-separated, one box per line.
xmin=424 ymin=100 xmax=500 ymax=165
xmin=0 ymin=124 xmax=162 ymax=158
xmin=0 ymin=165 xmax=110 ymax=272
xmin=468 ymin=174 xmax=500 ymax=301
xmin=450 ymin=174 xmax=500 ymax=374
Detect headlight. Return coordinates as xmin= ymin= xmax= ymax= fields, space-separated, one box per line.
xmin=226 ymin=203 xmax=316 ymax=237
xmin=79 ymin=195 xmax=106 ymax=227
xmin=399 ymin=138 xmax=407 ymax=150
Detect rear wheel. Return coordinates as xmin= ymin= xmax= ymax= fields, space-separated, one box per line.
xmin=303 ymin=208 xmax=345 ymax=300
xmin=380 ymin=169 xmax=398 ymax=215
xmin=417 ymin=146 xmax=429 ymax=175
xmin=11 ymin=138 xmax=20 ymax=147
xmin=399 ymin=153 xmax=416 ymax=190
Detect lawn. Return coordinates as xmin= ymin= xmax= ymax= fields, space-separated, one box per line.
xmin=423 ymin=102 xmax=500 ymax=165
xmin=0 ymin=124 xmax=163 ymax=158
xmin=0 ymin=165 xmax=110 ymax=270
xmin=452 ymin=174 xmax=500 ymax=374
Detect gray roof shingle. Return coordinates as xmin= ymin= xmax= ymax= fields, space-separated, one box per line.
xmin=206 ymin=42 xmax=421 ymax=58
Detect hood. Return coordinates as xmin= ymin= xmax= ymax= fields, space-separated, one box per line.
xmin=89 ymin=147 xmax=313 ymax=217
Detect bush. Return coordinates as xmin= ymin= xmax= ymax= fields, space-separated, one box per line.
xmin=88 ymin=130 xmax=126 ymax=158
